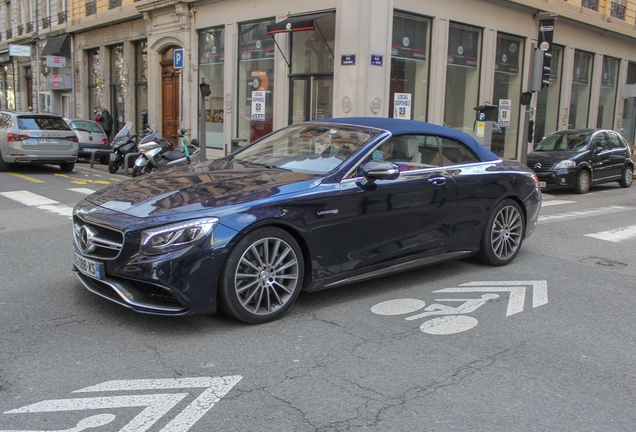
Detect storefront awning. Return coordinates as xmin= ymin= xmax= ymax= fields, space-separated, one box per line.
xmin=41 ymin=34 xmax=71 ymax=58
xmin=266 ymin=11 xmax=334 ymax=34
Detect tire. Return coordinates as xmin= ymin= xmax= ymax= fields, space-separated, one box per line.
xmin=0 ymin=155 xmax=9 ymax=172
xmin=60 ymin=162 xmax=75 ymax=172
xmin=574 ymin=170 xmax=591 ymax=194
xmin=477 ymin=199 xmax=525 ymax=266
xmin=132 ymin=165 xmax=147 ymax=178
xmin=99 ymin=155 xmax=109 ymax=165
xmin=218 ymin=227 xmax=304 ymax=324
xmin=619 ymin=166 xmax=633 ymax=188
xmin=108 ymin=160 xmax=121 ymax=174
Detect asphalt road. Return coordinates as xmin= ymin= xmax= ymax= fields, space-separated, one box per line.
xmin=1 ymin=162 xmax=635 ymax=431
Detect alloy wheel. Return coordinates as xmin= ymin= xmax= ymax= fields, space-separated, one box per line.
xmin=490 ymin=205 xmax=523 ymax=261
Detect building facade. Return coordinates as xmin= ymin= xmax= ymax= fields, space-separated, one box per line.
xmin=2 ymin=0 xmax=636 ymax=160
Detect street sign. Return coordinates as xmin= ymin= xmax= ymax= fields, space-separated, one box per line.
xmin=174 ymin=48 xmax=185 ymax=69
xmin=9 ymin=44 xmax=30 ymax=57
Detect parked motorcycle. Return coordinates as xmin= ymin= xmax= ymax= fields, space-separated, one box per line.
xmin=108 ymin=122 xmax=139 ymax=174
xmin=132 ymin=129 xmax=200 ymax=178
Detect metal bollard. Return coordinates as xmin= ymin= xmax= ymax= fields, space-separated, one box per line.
xmin=124 ymin=152 xmax=141 ymax=175
xmin=89 ymin=149 xmax=99 ymax=169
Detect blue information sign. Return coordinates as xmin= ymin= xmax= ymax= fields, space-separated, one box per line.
xmin=341 ymin=54 xmax=356 ymax=66
xmin=174 ymin=49 xmax=185 ymax=69
xmin=371 ymin=54 xmax=383 ymax=66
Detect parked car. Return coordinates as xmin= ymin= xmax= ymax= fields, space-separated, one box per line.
xmin=72 ymin=117 xmax=541 ymax=323
xmin=64 ymin=118 xmax=110 ymax=164
xmin=527 ymin=128 xmax=634 ymax=194
xmin=0 ymin=111 xmax=79 ymax=172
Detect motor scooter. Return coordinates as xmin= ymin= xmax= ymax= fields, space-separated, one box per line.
xmin=132 ymin=129 xmax=200 ymax=177
xmin=108 ymin=122 xmax=139 ymax=174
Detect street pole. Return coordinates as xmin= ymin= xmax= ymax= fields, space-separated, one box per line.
xmin=199 ymin=78 xmax=209 ymax=161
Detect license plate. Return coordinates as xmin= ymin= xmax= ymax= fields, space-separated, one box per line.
xmin=39 ymin=138 xmax=60 ymax=144
xmin=538 ymin=181 xmax=546 ymax=188
xmin=74 ymin=251 xmax=103 ymax=279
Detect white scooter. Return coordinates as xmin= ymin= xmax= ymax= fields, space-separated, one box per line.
xmin=132 ymin=129 xmax=200 ymax=178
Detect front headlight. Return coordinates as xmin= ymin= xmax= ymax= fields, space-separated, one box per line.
xmin=140 ymin=218 xmax=219 ymax=255
xmin=554 ymin=160 xmax=576 ymax=169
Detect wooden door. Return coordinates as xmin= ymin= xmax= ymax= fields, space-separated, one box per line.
xmin=161 ymin=61 xmax=180 ymax=144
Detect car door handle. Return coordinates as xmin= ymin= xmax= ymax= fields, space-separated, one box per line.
xmin=428 ymin=176 xmax=446 ymax=185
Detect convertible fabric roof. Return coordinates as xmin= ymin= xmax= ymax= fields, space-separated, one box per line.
xmin=315 ymin=117 xmax=499 ymax=162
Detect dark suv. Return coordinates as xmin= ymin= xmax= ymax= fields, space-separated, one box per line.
xmin=527 ymin=129 xmax=633 ymax=194
xmin=0 ymin=111 xmax=79 ymax=172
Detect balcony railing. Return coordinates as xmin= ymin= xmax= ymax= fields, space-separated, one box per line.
xmin=109 ymin=0 xmax=122 ymax=8
xmin=86 ymin=0 xmax=97 ymax=16
xmin=17 ymin=24 xmax=23 ymax=36
xmin=6 ymin=29 xmax=12 ymax=40
xmin=610 ymin=2 xmax=626 ymax=19
xmin=582 ymin=0 xmax=598 ymax=11
xmin=26 ymin=21 xmax=34 ymax=33
xmin=58 ymin=10 xmax=68 ymax=24
xmin=43 ymin=16 xmax=51 ymax=29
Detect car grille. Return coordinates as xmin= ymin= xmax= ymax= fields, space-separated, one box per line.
xmin=529 ymin=162 xmax=554 ymax=172
xmin=73 ymin=219 xmax=124 ymax=260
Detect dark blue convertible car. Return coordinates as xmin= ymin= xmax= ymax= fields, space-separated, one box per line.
xmin=72 ymin=118 xmax=541 ymax=323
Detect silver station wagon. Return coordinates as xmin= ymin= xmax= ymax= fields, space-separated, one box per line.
xmin=0 ymin=111 xmax=79 ymax=172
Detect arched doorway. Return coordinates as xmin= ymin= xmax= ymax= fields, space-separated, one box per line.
xmin=160 ymin=46 xmax=180 ymax=144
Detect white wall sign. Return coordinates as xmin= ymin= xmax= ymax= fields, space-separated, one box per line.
xmin=498 ymin=99 xmax=511 ymax=127
xmin=251 ymin=91 xmax=266 ymax=121
xmin=393 ymin=93 xmax=411 ymax=119
xmin=9 ymin=44 xmax=31 ymax=57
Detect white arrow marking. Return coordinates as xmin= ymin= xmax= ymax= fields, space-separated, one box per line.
xmin=2 ymin=376 xmax=242 ymax=432
xmin=0 ymin=414 xmax=116 ymax=432
xmin=461 ymin=280 xmax=548 ymax=308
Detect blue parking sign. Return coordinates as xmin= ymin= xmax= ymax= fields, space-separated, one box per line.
xmin=174 ymin=49 xmax=184 ymax=69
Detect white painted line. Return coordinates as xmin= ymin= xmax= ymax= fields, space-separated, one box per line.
xmin=432 ymin=286 xmax=526 ymax=316
xmin=538 ymin=206 xmax=631 ymax=222
xmin=584 ymin=225 xmax=636 ymax=243
xmin=462 ymin=280 xmax=548 ymax=308
xmin=68 ymin=188 xmax=96 ymax=195
xmin=541 ymin=200 xmax=576 ymax=207
xmin=0 ymin=190 xmax=74 ymax=219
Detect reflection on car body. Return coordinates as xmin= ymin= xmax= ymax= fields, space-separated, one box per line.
xmin=72 ymin=117 xmax=541 ymax=323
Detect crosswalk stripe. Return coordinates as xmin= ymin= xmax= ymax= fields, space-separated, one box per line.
xmin=538 ymin=205 xmax=631 ymax=222
xmin=541 ymin=200 xmax=576 ymax=207
xmin=68 ymin=187 xmax=96 ymax=195
xmin=584 ymin=225 xmax=636 ymax=243
xmin=0 ymin=190 xmax=74 ymax=218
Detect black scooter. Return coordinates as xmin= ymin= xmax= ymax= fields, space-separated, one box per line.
xmin=108 ymin=122 xmax=139 ymax=174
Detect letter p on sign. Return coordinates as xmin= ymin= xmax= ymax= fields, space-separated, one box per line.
xmin=174 ymin=49 xmax=184 ymax=69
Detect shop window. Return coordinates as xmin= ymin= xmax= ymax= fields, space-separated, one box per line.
xmin=597 ymin=56 xmax=619 ymax=129
xmin=290 ymin=14 xmax=335 ymax=75
xmin=389 ymin=12 xmax=431 ymax=122
xmin=237 ymin=19 xmax=275 ymax=146
xmin=135 ymin=40 xmax=148 ymax=133
xmin=199 ymin=27 xmax=225 ymax=149
xmin=569 ymin=50 xmax=593 ymax=129
xmin=535 ymin=45 xmax=563 ymax=143
xmin=110 ymin=44 xmax=126 ymax=136
xmin=87 ymin=49 xmax=102 ymax=118
xmin=444 ymin=23 xmax=481 ymax=134
xmin=492 ymin=33 xmax=524 ymax=159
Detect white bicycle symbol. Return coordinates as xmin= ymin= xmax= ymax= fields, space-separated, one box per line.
xmin=372 ymin=294 xmax=500 ymax=335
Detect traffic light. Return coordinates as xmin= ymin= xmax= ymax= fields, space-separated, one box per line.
xmin=541 ymin=50 xmax=552 ymax=89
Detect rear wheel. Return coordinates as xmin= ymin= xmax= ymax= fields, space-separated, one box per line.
xmin=218 ymin=227 xmax=304 ymax=324
xmin=619 ymin=166 xmax=633 ymax=188
xmin=108 ymin=160 xmax=121 ymax=174
xmin=477 ymin=199 xmax=525 ymax=266
xmin=60 ymin=162 xmax=75 ymax=172
xmin=0 ymin=155 xmax=9 ymax=172
xmin=574 ymin=170 xmax=591 ymax=194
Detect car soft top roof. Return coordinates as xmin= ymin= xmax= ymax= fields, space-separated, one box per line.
xmin=314 ymin=117 xmax=499 ymax=162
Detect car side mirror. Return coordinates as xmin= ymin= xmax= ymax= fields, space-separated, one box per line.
xmin=594 ymin=146 xmax=603 ymax=155
xmin=359 ymin=161 xmax=400 ymax=186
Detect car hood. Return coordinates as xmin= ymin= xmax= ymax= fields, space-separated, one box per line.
xmin=85 ymin=160 xmax=324 ymax=218
xmin=527 ymin=150 xmax=581 ymax=165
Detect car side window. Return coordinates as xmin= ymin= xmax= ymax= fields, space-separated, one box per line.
xmin=607 ymin=132 xmax=626 ymax=150
xmin=592 ymin=133 xmax=610 ymax=151
xmin=359 ymin=135 xmax=435 ymax=172
xmin=439 ymin=137 xmax=479 ymax=165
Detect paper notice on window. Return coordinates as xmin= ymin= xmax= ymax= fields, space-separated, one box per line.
xmin=251 ymin=91 xmax=266 ymax=121
xmin=394 ymin=93 xmax=411 ymax=119
xmin=498 ymin=99 xmax=511 ymax=128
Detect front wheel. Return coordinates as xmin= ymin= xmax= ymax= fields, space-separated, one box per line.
xmin=619 ymin=166 xmax=633 ymax=188
xmin=574 ymin=170 xmax=591 ymax=194
xmin=108 ymin=159 xmax=121 ymax=174
xmin=132 ymin=165 xmax=147 ymax=178
xmin=218 ymin=227 xmax=304 ymax=324
xmin=477 ymin=199 xmax=525 ymax=266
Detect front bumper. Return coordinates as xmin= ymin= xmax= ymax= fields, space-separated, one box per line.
xmin=534 ymin=169 xmax=577 ymax=189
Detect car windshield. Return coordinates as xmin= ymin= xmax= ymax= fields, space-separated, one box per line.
xmin=70 ymin=120 xmax=103 ymax=133
xmin=17 ymin=116 xmax=71 ymax=131
xmin=534 ymin=132 xmax=590 ymax=152
xmin=226 ymin=124 xmax=377 ymax=174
